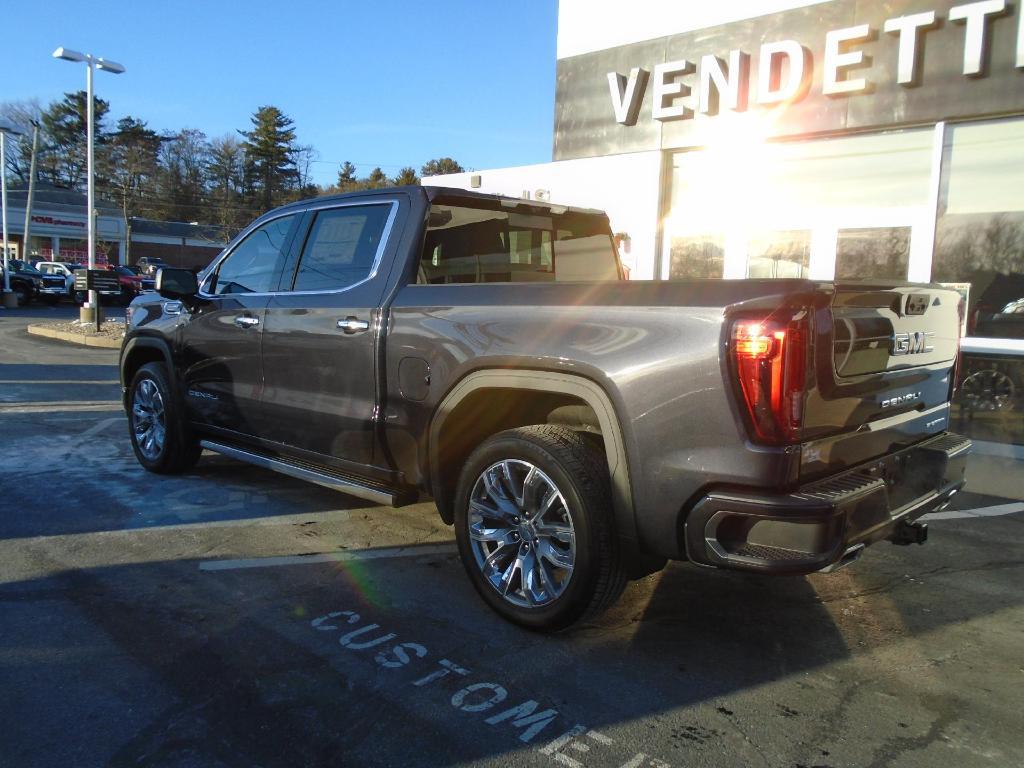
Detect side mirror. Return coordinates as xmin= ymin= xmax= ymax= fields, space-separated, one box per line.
xmin=155 ymin=267 xmax=198 ymax=299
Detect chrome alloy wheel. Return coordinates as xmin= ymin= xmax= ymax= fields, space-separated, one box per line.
xmin=132 ymin=378 xmax=167 ymax=460
xmin=961 ymin=369 xmax=1015 ymax=412
xmin=467 ymin=459 xmax=576 ymax=608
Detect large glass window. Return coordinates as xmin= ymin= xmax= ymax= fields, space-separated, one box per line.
xmin=211 ymin=215 xmax=296 ymax=295
xmin=747 ymin=230 xmax=810 ymax=278
xmin=418 ymin=200 xmax=619 ymax=284
xmin=930 ymin=118 xmax=1024 ymax=447
xmin=932 ymin=118 xmax=1024 ymax=338
xmin=292 ymin=205 xmax=391 ymax=292
xmin=669 ymin=235 xmax=724 ymax=279
xmin=664 ymin=128 xmax=933 ymax=280
xmin=835 ymin=227 xmax=911 ymax=280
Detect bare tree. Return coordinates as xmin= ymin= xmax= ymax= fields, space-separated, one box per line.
xmin=157 ymin=128 xmax=209 ymax=221
xmin=292 ymin=143 xmax=319 ymax=198
xmin=206 ymin=134 xmax=248 ymax=234
xmin=103 ymin=117 xmax=162 ymax=264
xmin=0 ymin=100 xmax=43 ymax=183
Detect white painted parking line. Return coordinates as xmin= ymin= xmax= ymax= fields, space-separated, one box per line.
xmin=0 ymin=400 xmax=122 ymax=413
xmin=198 ymin=543 xmax=457 ymax=571
xmin=922 ymin=502 xmax=1024 ymax=521
xmin=0 ymin=379 xmax=121 ymax=385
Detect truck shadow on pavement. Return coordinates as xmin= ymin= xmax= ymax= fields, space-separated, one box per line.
xmin=1 ymin=517 xmax=1019 ymax=767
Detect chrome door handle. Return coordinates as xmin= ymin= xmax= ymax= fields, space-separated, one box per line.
xmin=337 ymin=317 xmax=370 ymax=334
xmin=234 ymin=315 xmax=259 ymax=328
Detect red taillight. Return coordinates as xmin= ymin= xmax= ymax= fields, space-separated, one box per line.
xmin=731 ymin=315 xmax=808 ymax=444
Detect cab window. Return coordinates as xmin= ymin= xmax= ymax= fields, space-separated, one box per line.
xmin=289 ymin=204 xmax=391 ymax=292
xmin=210 ymin=215 xmax=296 ymax=295
xmin=418 ymin=201 xmax=619 ymax=284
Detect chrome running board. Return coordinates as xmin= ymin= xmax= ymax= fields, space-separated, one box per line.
xmin=199 ymin=440 xmax=398 ymax=506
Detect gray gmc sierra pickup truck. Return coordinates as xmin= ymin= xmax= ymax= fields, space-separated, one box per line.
xmin=120 ymin=186 xmax=970 ymax=630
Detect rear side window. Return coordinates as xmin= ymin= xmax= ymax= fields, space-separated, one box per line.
xmin=418 ymin=202 xmax=619 ymax=284
xmin=212 ymin=215 xmax=296 ymax=295
xmin=291 ymin=204 xmax=392 ymax=292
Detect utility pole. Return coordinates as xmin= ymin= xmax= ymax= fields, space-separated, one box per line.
xmin=21 ymin=121 xmax=40 ymax=263
xmin=0 ymin=121 xmax=25 ymax=309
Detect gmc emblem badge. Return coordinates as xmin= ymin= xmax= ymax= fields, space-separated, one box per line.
xmin=892 ymin=331 xmax=935 ymax=355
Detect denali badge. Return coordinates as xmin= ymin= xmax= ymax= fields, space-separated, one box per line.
xmin=892 ymin=331 xmax=935 ymax=355
xmin=882 ymin=392 xmax=921 ymax=408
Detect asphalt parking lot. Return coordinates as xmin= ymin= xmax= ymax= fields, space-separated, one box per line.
xmin=1 ymin=305 xmax=1022 ymax=768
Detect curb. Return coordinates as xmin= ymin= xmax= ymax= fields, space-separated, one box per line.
xmin=27 ymin=323 xmax=124 ymax=349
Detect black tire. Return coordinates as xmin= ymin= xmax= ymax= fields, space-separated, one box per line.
xmin=454 ymin=425 xmax=626 ymax=632
xmin=128 ymin=362 xmax=202 ymax=474
xmin=13 ymin=284 xmax=30 ymax=307
xmin=71 ymin=289 xmax=85 ymax=306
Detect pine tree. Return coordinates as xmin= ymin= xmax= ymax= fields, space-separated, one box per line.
xmin=336 ymin=161 xmax=358 ymax=191
xmin=392 ymin=166 xmax=419 ymax=186
xmin=39 ymin=91 xmax=110 ymax=188
xmin=420 ymin=157 xmax=464 ymax=177
xmin=365 ymin=167 xmax=389 ymax=189
xmin=239 ymin=106 xmax=298 ymax=212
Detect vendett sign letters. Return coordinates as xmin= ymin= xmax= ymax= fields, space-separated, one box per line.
xmin=606 ymin=0 xmax=1023 ymax=126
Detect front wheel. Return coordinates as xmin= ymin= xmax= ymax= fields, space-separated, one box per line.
xmin=454 ymin=425 xmax=625 ymax=632
xmin=128 ymin=362 xmax=201 ymax=474
xmin=13 ymin=284 xmax=30 ymax=306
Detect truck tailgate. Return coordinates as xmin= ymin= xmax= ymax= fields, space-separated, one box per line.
xmin=800 ymin=282 xmax=962 ymax=480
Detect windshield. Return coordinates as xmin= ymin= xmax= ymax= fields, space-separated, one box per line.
xmin=418 ymin=198 xmax=621 ymax=284
xmin=8 ymin=259 xmax=41 ymax=274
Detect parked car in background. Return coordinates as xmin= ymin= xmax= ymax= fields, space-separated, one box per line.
xmin=33 ymin=261 xmax=84 ymax=305
xmin=975 ymin=296 xmax=1024 ymax=339
xmin=135 ymin=257 xmax=169 ymax=277
xmin=0 ymin=260 xmax=44 ymax=306
xmin=106 ymin=265 xmax=146 ymax=306
xmin=119 ymin=263 xmax=156 ymax=291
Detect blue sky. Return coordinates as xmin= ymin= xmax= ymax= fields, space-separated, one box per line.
xmin=2 ymin=0 xmax=558 ymax=185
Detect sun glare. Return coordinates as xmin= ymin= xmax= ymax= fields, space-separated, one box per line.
xmin=667 ymin=111 xmax=785 ymax=236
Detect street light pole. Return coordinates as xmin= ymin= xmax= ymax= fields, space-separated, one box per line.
xmin=52 ymin=47 xmax=125 ymax=329
xmin=86 ymin=56 xmax=96 ymax=325
xmin=0 ymin=121 xmax=25 ymax=309
xmin=1 ymin=131 xmax=9 ymax=301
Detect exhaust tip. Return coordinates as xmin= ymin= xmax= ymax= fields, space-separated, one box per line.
xmin=819 ymin=544 xmax=864 ymax=573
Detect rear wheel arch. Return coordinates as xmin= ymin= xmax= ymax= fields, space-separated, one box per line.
xmin=428 ymin=370 xmax=636 ymax=544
